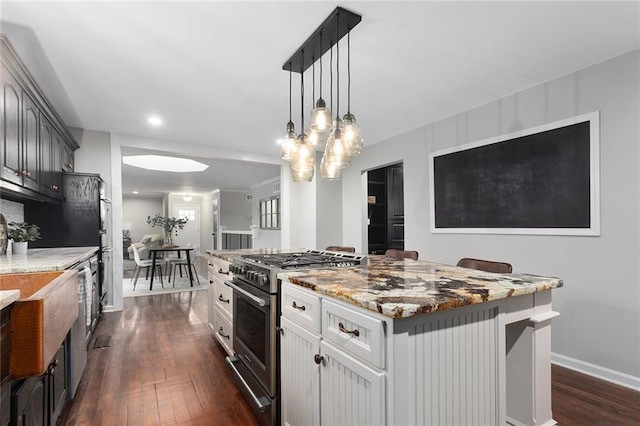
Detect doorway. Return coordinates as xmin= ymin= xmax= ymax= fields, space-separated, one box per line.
xmin=173 ymin=204 xmax=201 ymax=252
xmin=367 ymin=162 xmax=404 ymax=254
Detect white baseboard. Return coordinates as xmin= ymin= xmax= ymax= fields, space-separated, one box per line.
xmin=552 ymin=352 xmax=640 ymax=392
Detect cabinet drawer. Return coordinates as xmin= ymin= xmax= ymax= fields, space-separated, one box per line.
xmin=214 ymin=280 xmax=233 ymax=318
xmin=213 ymin=307 xmax=233 ymax=356
xmin=282 ymin=283 xmax=322 ymax=333
xmin=211 ymin=258 xmax=232 ymax=281
xmin=322 ymin=299 xmax=385 ymax=369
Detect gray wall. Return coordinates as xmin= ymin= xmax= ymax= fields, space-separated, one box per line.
xmin=122 ymin=196 xmax=164 ymax=242
xmin=337 ymin=50 xmax=640 ymax=387
xmin=220 ymin=190 xmax=252 ymax=230
xmin=251 ymin=178 xmax=281 ymax=249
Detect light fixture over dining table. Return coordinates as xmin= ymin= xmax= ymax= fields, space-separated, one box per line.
xmin=281 ymin=6 xmax=363 ymax=182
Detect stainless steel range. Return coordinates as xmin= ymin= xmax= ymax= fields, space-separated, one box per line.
xmin=225 ymin=250 xmax=367 ymax=426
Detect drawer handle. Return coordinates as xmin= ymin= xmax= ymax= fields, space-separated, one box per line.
xmin=218 ymin=294 xmax=230 ymax=303
xmin=218 ymin=268 xmax=229 ymax=275
xmin=209 ymin=280 xmax=214 ymax=284
xmin=338 ymin=322 xmax=360 ymax=337
xmin=292 ymin=301 xmax=306 ymax=311
xmin=208 ymin=263 xmax=213 ymax=266
xmin=218 ymin=327 xmax=230 ymax=339
xmin=314 ymin=354 xmax=324 ymax=365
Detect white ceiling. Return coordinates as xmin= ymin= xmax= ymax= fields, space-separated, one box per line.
xmin=1 ymin=1 xmax=639 ymax=195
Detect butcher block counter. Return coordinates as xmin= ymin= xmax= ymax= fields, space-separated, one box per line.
xmin=278 ymin=255 xmax=563 ymax=426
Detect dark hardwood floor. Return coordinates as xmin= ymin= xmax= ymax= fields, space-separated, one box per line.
xmin=60 ymin=290 xmax=258 ymax=426
xmin=60 ymin=288 xmax=639 ymax=425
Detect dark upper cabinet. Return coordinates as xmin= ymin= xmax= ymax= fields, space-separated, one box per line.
xmin=0 ymin=34 xmax=78 ymax=203
xmin=62 ymin=142 xmax=74 ymax=173
xmin=22 ymin=91 xmax=41 ymax=192
xmin=1 ymin=66 xmax=22 ymax=186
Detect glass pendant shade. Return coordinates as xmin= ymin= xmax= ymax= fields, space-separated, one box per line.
xmin=291 ymin=165 xmax=314 ymax=182
xmin=320 ymin=153 xmax=341 ymax=180
xmin=281 ymin=121 xmax=297 ymax=161
xmin=325 ymin=119 xmax=351 ymax=168
xmin=310 ymin=98 xmax=332 ymax=132
xmin=307 ymin=127 xmax=325 ymax=150
xmin=290 ymin=133 xmax=315 ymax=172
xmin=342 ymin=113 xmax=364 ymax=156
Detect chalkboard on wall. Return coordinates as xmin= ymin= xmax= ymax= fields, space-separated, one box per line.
xmin=429 ymin=112 xmax=600 ymax=235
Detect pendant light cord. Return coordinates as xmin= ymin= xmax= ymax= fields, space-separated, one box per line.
xmin=347 ymin=31 xmax=351 ymax=114
xmin=335 ymin=13 xmax=340 ymax=119
xmin=319 ymin=32 xmax=324 ymax=99
xmin=330 ymin=42 xmax=333 ymax=114
xmin=312 ymin=58 xmax=315 ymax=107
xmin=288 ymin=63 xmax=293 ymax=123
xmin=300 ymin=50 xmax=305 ymax=131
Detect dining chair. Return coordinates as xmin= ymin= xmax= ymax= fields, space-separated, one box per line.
xmin=456 ymin=257 xmax=513 ymax=273
xmin=384 ymin=249 xmax=419 ymax=260
xmin=170 ymin=258 xmax=201 ymax=287
xmin=131 ymin=244 xmax=163 ymax=290
xmin=325 ymin=246 xmax=356 ymax=253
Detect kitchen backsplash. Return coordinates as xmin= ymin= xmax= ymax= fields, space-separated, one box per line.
xmin=0 ymin=199 xmax=24 ymax=223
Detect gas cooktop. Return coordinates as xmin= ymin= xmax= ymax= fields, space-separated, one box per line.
xmin=241 ymin=250 xmax=366 ymax=270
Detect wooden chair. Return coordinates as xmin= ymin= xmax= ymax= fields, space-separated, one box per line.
xmin=456 ymin=257 xmax=513 ymax=273
xmin=384 ymin=249 xmax=419 ymax=260
xmin=325 ymin=246 xmax=356 ymax=253
xmin=131 ymin=244 xmax=163 ymax=290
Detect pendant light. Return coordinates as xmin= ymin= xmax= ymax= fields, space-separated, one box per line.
xmin=289 ymin=51 xmax=315 ymax=182
xmin=281 ymin=7 xmax=362 ymax=182
xmin=342 ymin=31 xmax=364 ymax=156
xmin=320 ymin=152 xmax=341 ymax=180
xmin=281 ymin=65 xmax=296 ymax=161
xmin=326 ymin=14 xmax=351 ymax=169
xmin=310 ymin=32 xmax=331 ymax=133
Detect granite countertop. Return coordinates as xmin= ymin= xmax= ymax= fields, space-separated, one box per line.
xmin=206 ymin=248 xmax=305 ymax=263
xmin=280 ymin=255 xmax=563 ymax=319
xmin=0 ymin=289 xmax=20 ymax=310
xmin=0 ymin=247 xmax=99 ymax=274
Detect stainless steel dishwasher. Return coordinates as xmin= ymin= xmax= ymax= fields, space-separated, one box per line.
xmin=66 ymin=254 xmax=97 ymax=399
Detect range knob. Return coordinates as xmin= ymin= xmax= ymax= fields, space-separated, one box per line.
xmin=257 ymin=273 xmax=270 ymax=287
xmin=247 ymin=270 xmax=256 ymax=281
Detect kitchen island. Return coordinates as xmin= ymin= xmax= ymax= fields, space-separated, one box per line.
xmin=279 ymin=255 xmax=562 ymax=426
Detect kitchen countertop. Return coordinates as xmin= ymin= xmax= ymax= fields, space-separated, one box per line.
xmin=0 ymin=289 xmax=20 ymax=310
xmin=280 ymin=255 xmax=563 ymax=319
xmin=0 ymin=247 xmax=99 ymax=274
xmin=206 ymin=247 xmax=305 ymax=263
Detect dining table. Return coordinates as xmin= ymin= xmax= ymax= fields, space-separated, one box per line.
xmin=147 ymin=246 xmax=195 ymax=290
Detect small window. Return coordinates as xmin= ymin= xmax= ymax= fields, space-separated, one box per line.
xmin=260 ymin=196 xmax=280 ymax=230
xmin=178 ymin=209 xmax=196 ymax=221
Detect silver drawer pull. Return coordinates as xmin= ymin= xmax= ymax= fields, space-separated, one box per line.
xmin=338 ymin=322 xmax=360 ymax=337
xmin=292 ymin=301 xmax=306 ymax=311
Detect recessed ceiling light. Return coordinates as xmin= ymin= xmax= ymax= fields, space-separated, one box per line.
xmin=183 ymin=195 xmax=193 ymax=202
xmin=148 ymin=115 xmax=163 ymax=126
xmin=122 ymin=155 xmax=209 ymax=173
xmin=133 ymin=191 xmax=139 ymax=194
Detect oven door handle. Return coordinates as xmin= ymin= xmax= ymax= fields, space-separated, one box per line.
xmin=225 ymin=280 xmax=269 ymax=307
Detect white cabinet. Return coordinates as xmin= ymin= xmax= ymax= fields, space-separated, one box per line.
xmin=207 ymin=256 xmax=234 ymax=356
xmin=320 ymin=341 xmax=385 ymax=426
xmin=280 ymin=282 xmax=386 ymax=426
xmin=280 ymin=317 xmax=321 ymax=426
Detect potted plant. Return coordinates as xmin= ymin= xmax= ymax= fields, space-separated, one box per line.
xmin=7 ymin=222 xmax=41 ymax=254
xmin=146 ymin=214 xmax=188 ymax=247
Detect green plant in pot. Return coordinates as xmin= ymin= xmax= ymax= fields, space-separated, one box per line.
xmin=146 ymin=214 xmax=188 ymax=247
xmin=8 ymin=222 xmax=41 ymax=254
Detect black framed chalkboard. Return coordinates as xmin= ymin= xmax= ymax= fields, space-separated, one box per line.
xmin=429 ymin=112 xmax=599 ymax=235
